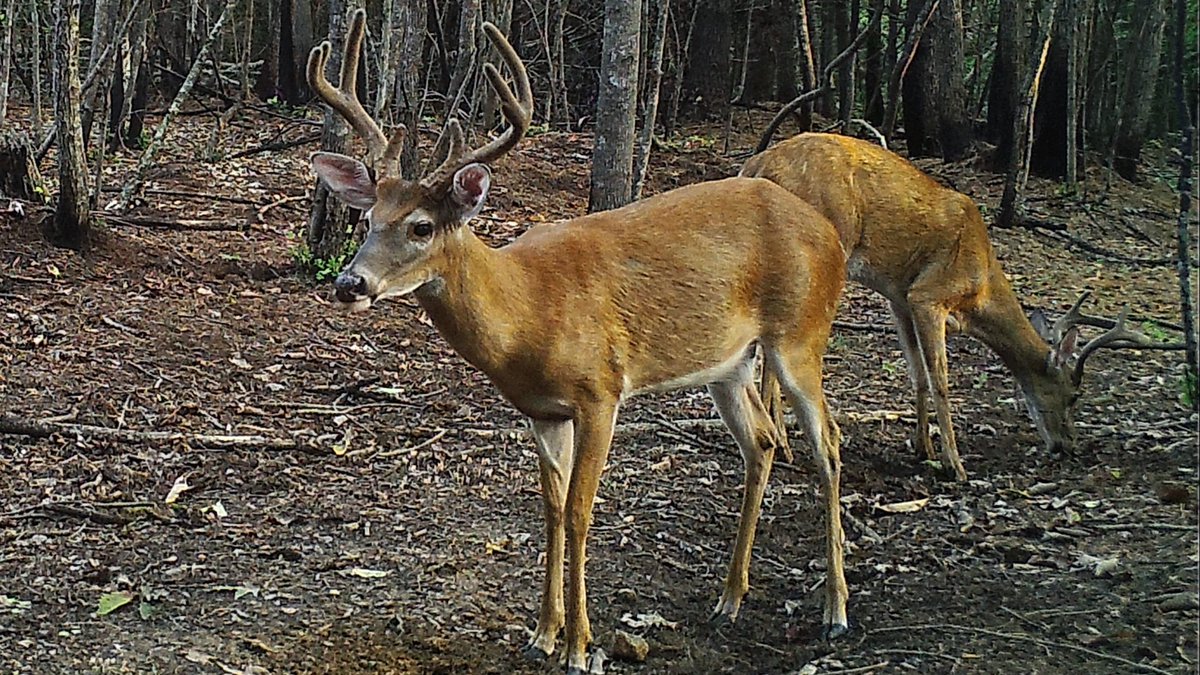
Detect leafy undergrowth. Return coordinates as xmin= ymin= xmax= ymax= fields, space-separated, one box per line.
xmin=1 ymin=106 xmax=1196 ymax=675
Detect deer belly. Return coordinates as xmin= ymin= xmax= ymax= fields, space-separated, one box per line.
xmin=624 ymin=344 xmax=753 ymax=397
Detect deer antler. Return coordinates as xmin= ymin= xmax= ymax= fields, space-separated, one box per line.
xmin=1072 ymin=306 xmax=1188 ymax=385
xmin=420 ymin=22 xmax=533 ymax=190
xmin=307 ymin=9 xmax=406 ymax=177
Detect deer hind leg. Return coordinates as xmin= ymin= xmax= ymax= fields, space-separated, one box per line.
xmin=758 ymin=366 xmax=794 ymax=461
xmin=707 ymin=356 xmax=784 ymax=623
xmin=888 ymin=299 xmax=935 ymax=461
xmin=766 ymin=344 xmax=849 ymax=639
xmin=524 ymin=418 xmax=575 ymax=661
xmin=563 ymin=400 xmax=618 ymax=675
xmin=909 ymin=303 xmax=968 ymax=481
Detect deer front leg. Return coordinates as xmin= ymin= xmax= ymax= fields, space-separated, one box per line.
xmin=910 ymin=304 xmax=968 ymax=481
xmin=524 ymin=418 xmax=575 ymax=661
xmin=888 ymin=300 xmax=935 ymax=461
xmin=708 ymin=371 xmax=781 ymax=623
xmin=563 ymin=400 xmax=618 ymax=675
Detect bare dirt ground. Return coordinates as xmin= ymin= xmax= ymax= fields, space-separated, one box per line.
xmin=1 ymin=107 xmax=1197 ymax=675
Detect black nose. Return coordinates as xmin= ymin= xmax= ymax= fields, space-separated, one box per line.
xmin=333 ymin=272 xmax=368 ymax=303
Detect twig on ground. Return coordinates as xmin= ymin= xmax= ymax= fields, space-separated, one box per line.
xmin=99 ymin=186 xmax=261 ymax=205
xmin=872 ymin=623 xmax=1175 ymax=674
xmin=41 ymin=502 xmax=132 ymax=526
xmin=0 ymin=414 xmax=321 ymax=454
xmin=102 ymin=213 xmax=247 ymax=232
xmin=256 ymin=195 xmax=308 ymax=222
xmin=227 ymin=132 xmax=322 ymax=160
xmin=375 ymin=428 xmax=450 ymax=458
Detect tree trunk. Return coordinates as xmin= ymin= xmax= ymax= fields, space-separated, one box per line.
xmin=389 ymin=0 xmax=426 ymax=177
xmin=445 ymin=0 xmax=478 ymax=118
xmin=988 ymin=0 xmax=1025 ymax=164
xmin=49 ymin=0 xmax=91 ymax=250
xmin=30 ymin=0 xmax=43 ymax=136
xmin=278 ymin=0 xmax=301 ymax=103
xmin=81 ymin=0 xmax=119 ymax=147
xmin=291 ymin=0 xmax=314 ymax=100
xmin=254 ymin=0 xmax=279 ymax=99
xmin=308 ymin=0 xmax=359 ymax=266
xmin=683 ymin=0 xmax=730 ymax=118
xmin=1113 ymin=0 xmax=1168 ymax=181
xmin=478 ymin=0 xmax=513 ymax=129
xmin=0 ymin=0 xmax=15 ymax=124
xmin=1171 ymin=0 xmax=1198 ymax=408
xmin=817 ymin=0 xmax=836 ymax=116
xmin=664 ymin=0 xmax=699 ymax=136
xmin=0 ymin=132 xmax=46 ymax=202
xmin=548 ymin=0 xmax=570 ymax=128
xmin=794 ymin=0 xmax=817 ymax=130
xmin=115 ymin=0 xmax=150 ymax=148
xmin=835 ymin=0 xmax=857 ymax=128
xmin=1065 ymin=0 xmax=1080 ymax=188
xmin=905 ymin=0 xmax=971 ymax=159
xmin=632 ymin=0 xmax=668 ymax=199
xmin=589 ymin=0 xmax=640 ymax=212
xmin=884 ymin=0 xmax=935 ymax=141
xmin=863 ymin=0 xmax=886 ymax=123
xmin=996 ymin=0 xmax=1057 ymax=229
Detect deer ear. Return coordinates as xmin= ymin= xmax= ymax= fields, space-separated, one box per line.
xmin=312 ymin=152 xmax=377 ymax=209
xmin=451 ymin=163 xmax=491 ymax=221
xmin=1030 ymin=309 xmax=1051 ymax=341
xmin=1048 ymin=326 xmax=1080 ymax=371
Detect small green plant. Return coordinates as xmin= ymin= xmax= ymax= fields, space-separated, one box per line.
xmin=1182 ymin=371 xmax=1198 ymax=409
xmin=882 ymin=359 xmax=903 ymax=377
xmin=526 ymin=122 xmax=551 ymax=137
xmin=973 ymin=371 xmax=990 ymax=389
xmin=291 ymin=233 xmax=358 ymax=282
xmin=1141 ymin=320 xmax=1171 ymax=343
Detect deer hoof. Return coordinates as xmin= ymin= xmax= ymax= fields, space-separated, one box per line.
xmin=566 ymin=647 xmax=606 ymax=675
xmin=520 ymin=642 xmax=551 ymax=662
xmin=820 ymin=621 xmax=850 ymax=641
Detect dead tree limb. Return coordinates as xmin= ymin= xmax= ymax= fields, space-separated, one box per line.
xmin=756 ymin=4 xmax=883 ymax=153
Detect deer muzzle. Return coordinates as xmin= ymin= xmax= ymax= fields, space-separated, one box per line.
xmin=333 ymin=271 xmax=370 ymax=306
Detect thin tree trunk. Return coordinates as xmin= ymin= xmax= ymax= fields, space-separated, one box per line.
xmin=390 ymin=0 xmax=426 ymax=177
xmin=0 ymin=0 xmax=15 ymax=124
xmin=795 ymin=0 xmax=817 ymax=130
xmin=117 ymin=0 xmax=237 ymax=211
xmin=308 ymin=0 xmax=358 ymax=264
xmin=548 ymin=0 xmax=570 ymax=128
xmin=665 ymin=0 xmax=698 ymax=135
xmin=632 ymin=0 xmax=668 ymax=199
xmin=240 ymin=0 xmax=253 ymax=99
xmin=863 ymin=0 xmax=886 ymax=124
xmin=996 ymin=0 xmax=1057 ymax=229
xmin=1065 ymin=0 xmax=1079 ymax=189
xmin=375 ymin=0 xmax=396 ymax=119
xmin=30 ymin=0 xmax=43 ymax=137
xmin=835 ymin=0 xmax=857 ymax=128
xmin=1172 ymin=0 xmax=1197 ymax=408
xmin=724 ymin=0 xmax=753 ymax=152
xmin=115 ymin=0 xmax=150 ymax=147
xmin=81 ymin=0 xmax=118 ymax=147
xmin=589 ymin=0 xmax=641 ymax=212
xmin=50 ymin=0 xmax=91 ymax=249
xmin=1113 ymin=0 xmax=1168 ymax=180
xmin=883 ymin=0 xmax=937 ymax=141
xmin=446 ymin=0 xmax=479 ymax=119
xmin=479 ymin=0 xmax=513 ymax=129
xmin=683 ymin=0 xmax=731 ymax=118
xmin=988 ymin=0 xmax=1026 ymax=165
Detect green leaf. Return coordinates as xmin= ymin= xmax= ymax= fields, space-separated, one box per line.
xmin=96 ymin=591 xmax=135 ymax=616
xmin=138 ymin=602 xmax=158 ymax=620
xmin=1 ymin=595 xmax=31 ymax=614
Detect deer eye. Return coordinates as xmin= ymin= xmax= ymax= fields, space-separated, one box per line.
xmin=411 ymin=221 xmax=435 ymax=238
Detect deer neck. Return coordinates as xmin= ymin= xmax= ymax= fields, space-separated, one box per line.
xmin=968 ymin=263 xmax=1053 ymax=389
xmin=414 ymin=229 xmax=530 ymax=377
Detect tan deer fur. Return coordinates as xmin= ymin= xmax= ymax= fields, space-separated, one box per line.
xmin=742 ymin=132 xmax=1083 ymax=481
xmin=309 ymin=11 xmax=852 ymax=675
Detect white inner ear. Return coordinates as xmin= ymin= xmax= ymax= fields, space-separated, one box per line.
xmin=453 ymin=165 xmax=492 ymax=220
xmin=313 ymin=153 xmax=377 ymax=210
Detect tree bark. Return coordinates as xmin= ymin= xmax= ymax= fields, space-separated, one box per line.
xmin=389 ymin=0 xmax=426 ymax=177
xmin=835 ymin=0 xmax=857 ymax=128
xmin=80 ymin=0 xmax=119 ymax=147
xmin=30 ymin=0 xmax=43 ymax=137
xmin=478 ymin=0 xmax=514 ymax=129
xmin=0 ymin=0 xmax=15 ymax=124
xmin=308 ymin=0 xmax=359 ymax=265
xmin=996 ymin=0 xmax=1057 ymax=229
xmin=794 ymin=0 xmax=817 ymax=130
xmin=1113 ymin=0 xmax=1168 ymax=181
xmin=632 ymin=0 xmax=668 ymax=199
xmin=0 ymin=132 xmax=46 ymax=202
xmin=445 ymin=0 xmax=478 ymax=119
xmin=548 ymin=0 xmax=571 ymax=128
xmin=903 ymin=0 xmax=971 ymax=159
xmin=1171 ymin=0 xmax=1197 ymax=408
xmin=589 ymin=0 xmax=641 ymax=212
xmin=1065 ymin=0 xmax=1080 ymax=188
xmin=863 ymin=0 xmax=886 ymax=123
xmin=49 ymin=0 xmax=91 ymax=250
xmin=885 ymin=0 xmax=936 ymax=142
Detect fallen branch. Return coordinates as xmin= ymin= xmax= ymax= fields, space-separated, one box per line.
xmin=41 ymin=502 xmax=132 ymax=526
xmin=99 ymin=186 xmax=261 ymax=205
xmin=226 ymin=132 xmax=322 ymax=160
xmin=0 ymin=414 xmax=320 ymax=454
xmin=1031 ymin=226 xmax=1200 ymax=267
xmin=256 ymin=194 xmax=308 ymax=222
xmin=101 ymin=213 xmax=246 ymax=231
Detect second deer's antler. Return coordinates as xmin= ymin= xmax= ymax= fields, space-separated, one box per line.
xmin=420 ymin=22 xmax=533 ymax=190
xmin=308 ymin=9 xmax=406 ymax=177
xmin=1071 ymin=306 xmax=1188 ymax=385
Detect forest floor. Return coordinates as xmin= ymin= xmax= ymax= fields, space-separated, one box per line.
xmin=1 ymin=106 xmax=1197 ymax=675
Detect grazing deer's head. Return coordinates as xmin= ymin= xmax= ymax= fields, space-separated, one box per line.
xmin=307 ymin=9 xmax=532 ymax=311
xmin=1028 ymin=291 xmax=1184 ymax=453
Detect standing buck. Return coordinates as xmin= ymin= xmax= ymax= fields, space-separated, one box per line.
xmin=308 ymin=11 xmax=851 ymax=674
xmin=744 ymin=132 xmax=1184 ymax=480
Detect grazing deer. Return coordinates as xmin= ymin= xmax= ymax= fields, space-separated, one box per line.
xmin=744 ymin=132 xmax=1183 ymax=480
xmin=308 ymin=11 xmax=851 ymax=674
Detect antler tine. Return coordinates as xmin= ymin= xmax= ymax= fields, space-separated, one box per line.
xmin=1050 ymin=291 xmax=1093 ymax=339
xmin=1071 ymin=307 xmax=1188 ymax=385
xmin=425 ymin=119 xmax=466 ymax=176
xmin=307 ymin=9 xmax=391 ymax=172
xmin=421 ymin=22 xmax=533 ymax=188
